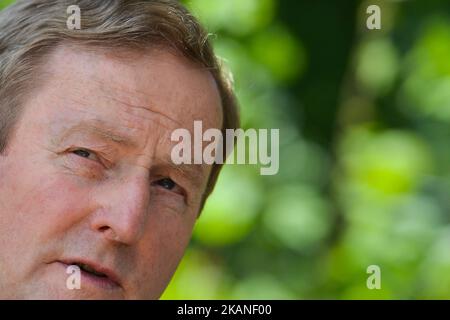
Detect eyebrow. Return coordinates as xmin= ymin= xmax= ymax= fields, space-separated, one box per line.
xmin=55 ymin=119 xmax=137 ymax=148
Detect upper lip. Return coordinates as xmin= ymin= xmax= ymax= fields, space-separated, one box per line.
xmin=58 ymin=258 xmax=122 ymax=288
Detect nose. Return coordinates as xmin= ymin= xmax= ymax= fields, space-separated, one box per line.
xmin=90 ymin=175 xmax=150 ymax=245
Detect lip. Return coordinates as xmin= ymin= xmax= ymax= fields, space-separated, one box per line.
xmin=57 ymin=258 xmax=122 ymax=290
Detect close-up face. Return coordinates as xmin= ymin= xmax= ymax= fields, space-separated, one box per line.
xmin=0 ymin=44 xmax=222 ymax=299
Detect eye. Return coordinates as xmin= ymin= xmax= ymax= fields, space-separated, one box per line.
xmin=155 ymin=178 xmax=176 ymax=191
xmin=153 ymin=177 xmax=185 ymax=198
xmin=73 ymin=149 xmax=90 ymax=158
xmin=71 ymin=148 xmax=100 ymax=162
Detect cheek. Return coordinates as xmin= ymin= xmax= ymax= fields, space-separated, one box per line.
xmin=27 ymin=177 xmax=92 ymax=235
xmin=0 ymin=161 xmax=93 ymax=281
xmin=135 ymin=213 xmax=197 ymax=295
xmin=1 ymin=168 xmax=93 ymax=240
xmin=149 ymin=214 xmax=195 ymax=259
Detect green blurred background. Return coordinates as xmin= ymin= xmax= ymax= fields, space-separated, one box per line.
xmin=2 ymin=0 xmax=449 ymax=299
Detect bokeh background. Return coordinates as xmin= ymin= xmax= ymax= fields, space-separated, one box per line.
xmin=1 ymin=0 xmax=449 ymax=299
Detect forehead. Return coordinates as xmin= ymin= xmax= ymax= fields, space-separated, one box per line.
xmin=38 ymin=44 xmax=223 ymax=138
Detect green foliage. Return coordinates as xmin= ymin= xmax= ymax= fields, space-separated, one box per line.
xmin=168 ymin=0 xmax=450 ymax=299
xmin=0 ymin=0 xmax=14 ymax=9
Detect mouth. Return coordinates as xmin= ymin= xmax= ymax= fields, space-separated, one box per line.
xmin=58 ymin=259 xmax=121 ymax=290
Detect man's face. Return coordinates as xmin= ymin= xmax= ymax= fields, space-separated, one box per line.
xmin=0 ymin=45 xmax=222 ymax=299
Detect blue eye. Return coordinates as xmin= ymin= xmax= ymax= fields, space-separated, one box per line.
xmin=157 ymin=178 xmax=176 ymax=190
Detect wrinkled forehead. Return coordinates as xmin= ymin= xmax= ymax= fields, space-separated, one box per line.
xmin=38 ymin=44 xmax=223 ymax=138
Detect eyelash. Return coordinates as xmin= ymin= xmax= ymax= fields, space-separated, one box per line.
xmin=70 ymin=148 xmax=184 ymax=196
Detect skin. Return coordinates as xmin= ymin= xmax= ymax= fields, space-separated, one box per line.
xmin=0 ymin=44 xmax=222 ymax=299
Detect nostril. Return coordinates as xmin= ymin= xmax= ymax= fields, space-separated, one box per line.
xmin=97 ymin=225 xmax=121 ymax=242
xmin=98 ymin=226 xmax=109 ymax=232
